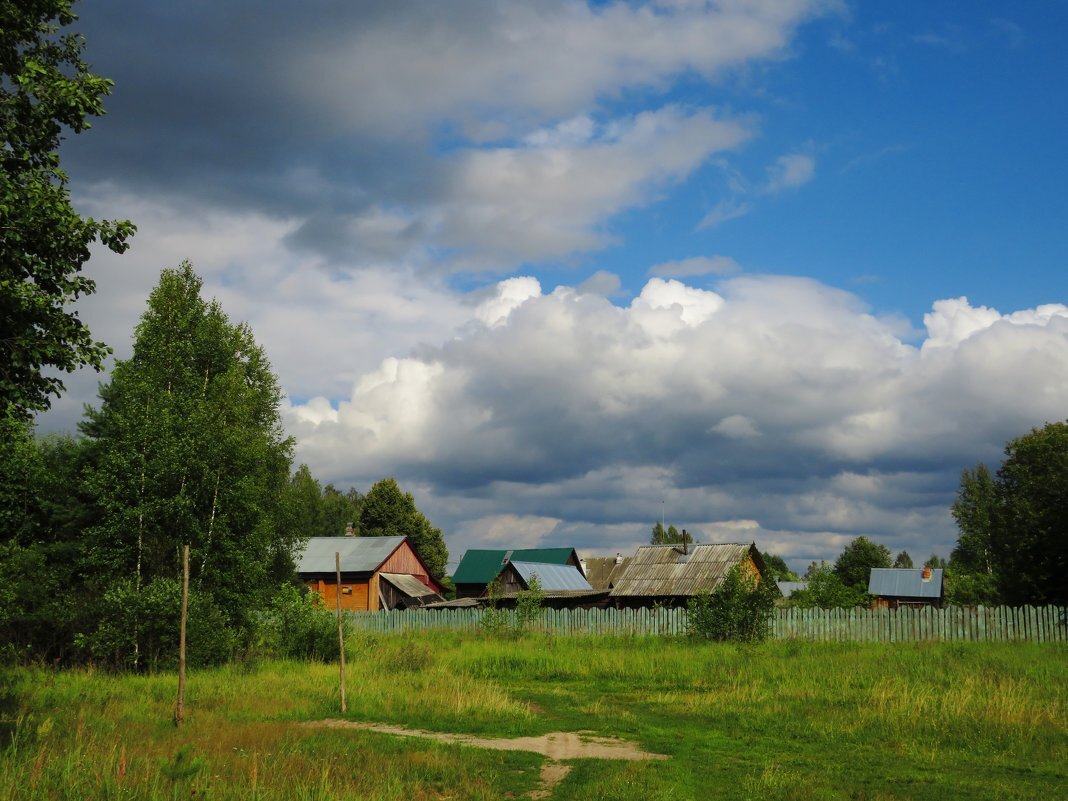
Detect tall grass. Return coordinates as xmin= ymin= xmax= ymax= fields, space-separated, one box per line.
xmin=1 ymin=634 xmax=1064 ymax=800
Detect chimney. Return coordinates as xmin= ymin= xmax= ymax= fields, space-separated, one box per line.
xmin=682 ymin=530 xmax=689 ymax=555
xmin=922 ymin=565 xmax=932 ymax=581
xmin=344 ymin=522 xmax=355 ymax=537
xmin=614 ymin=552 xmax=623 ymax=565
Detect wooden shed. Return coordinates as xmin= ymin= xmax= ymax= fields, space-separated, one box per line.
xmin=296 ymin=536 xmax=444 ymax=612
xmin=609 ymin=542 xmax=773 ymax=609
xmin=868 ymin=567 xmax=944 ymax=609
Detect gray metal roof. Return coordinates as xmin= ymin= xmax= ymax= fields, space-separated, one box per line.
xmin=380 ymin=573 xmax=438 ymax=598
xmin=609 ymin=543 xmax=759 ymax=597
xmin=868 ymin=568 xmax=944 ymax=599
xmin=510 ymin=561 xmax=593 ymax=592
xmin=295 ymin=536 xmax=406 ymax=574
xmin=776 ymin=580 xmax=809 ymax=596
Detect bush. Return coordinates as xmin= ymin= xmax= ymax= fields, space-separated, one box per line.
xmin=78 ymin=578 xmax=235 ymax=670
xmin=513 ymin=574 xmax=545 ymax=633
xmin=256 ymin=583 xmax=345 ymax=661
xmin=786 ymin=564 xmax=868 ymax=609
xmin=687 ymin=565 xmax=777 ymax=643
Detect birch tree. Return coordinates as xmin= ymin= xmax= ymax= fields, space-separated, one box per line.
xmin=81 ymin=262 xmax=293 ymax=641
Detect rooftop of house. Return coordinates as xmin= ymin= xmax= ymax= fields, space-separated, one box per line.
xmin=452 ymin=547 xmax=578 ymax=584
xmin=868 ymin=568 xmax=944 ymax=599
xmin=582 ymin=556 xmax=632 ymax=591
xmin=295 ymin=535 xmax=406 ymax=575
xmin=507 ymin=561 xmax=594 ymax=593
xmin=609 ymin=542 xmax=766 ymax=597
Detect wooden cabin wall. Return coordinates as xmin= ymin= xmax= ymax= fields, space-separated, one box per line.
xmin=379 ymin=544 xmax=437 ymax=591
xmin=308 ymin=578 xmax=370 ymax=612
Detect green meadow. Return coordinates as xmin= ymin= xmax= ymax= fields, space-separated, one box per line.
xmin=2 ymin=633 xmax=1065 ymax=800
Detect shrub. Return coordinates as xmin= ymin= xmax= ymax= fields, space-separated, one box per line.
xmin=480 ymin=578 xmax=511 ymax=636
xmin=686 ymin=565 xmax=777 ymax=643
xmin=78 ymin=578 xmax=235 ymax=670
xmin=256 ymin=583 xmax=345 ymax=661
xmin=513 ymin=574 xmax=545 ymax=634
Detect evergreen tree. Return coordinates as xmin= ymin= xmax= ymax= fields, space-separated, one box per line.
xmin=359 ymin=477 xmax=448 ymax=579
xmin=80 ymin=262 xmax=293 ymax=647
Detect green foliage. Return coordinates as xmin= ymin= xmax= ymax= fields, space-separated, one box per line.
xmin=256 ymin=583 xmax=344 ymax=662
xmin=989 ymin=421 xmax=1068 ymax=605
xmin=944 ymin=571 xmax=998 ymax=607
xmin=77 ymin=577 xmax=234 ymax=670
xmin=788 ymin=564 xmax=867 ymax=609
xmin=0 ymin=0 xmax=134 ymax=418
xmin=513 ymin=574 xmax=545 ymax=634
xmin=80 ymin=262 xmax=294 ymax=637
xmin=0 ymin=411 xmax=45 ymax=541
xmin=951 ymin=464 xmax=996 ymax=576
xmin=833 ymin=536 xmax=891 ymax=590
xmin=686 ymin=565 xmax=777 ymax=642
xmin=892 ymin=550 xmax=914 ymax=569
xmin=159 ymin=744 xmax=206 ymax=783
xmin=650 ymin=521 xmax=692 ymax=545
xmin=320 ymin=484 xmax=362 ymax=536
xmin=360 ymin=477 xmax=448 ymax=579
xmin=760 ymin=551 xmax=799 ymax=581
xmin=479 ymin=578 xmax=511 ymax=637
xmin=277 ymin=465 xmax=362 ymax=540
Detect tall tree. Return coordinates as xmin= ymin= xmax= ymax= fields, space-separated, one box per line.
xmin=989 ymin=421 xmax=1068 ymax=605
xmin=1 ymin=0 xmax=134 ymax=418
xmin=761 ymin=551 xmax=799 ymax=581
xmin=278 ymin=464 xmax=325 ymax=540
xmin=892 ymin=550 xmax=914 ymax=569
xmin=81 ymin=262 xmax=293 ymax=635
xmin=359 ymin=477 xmax=448 ymax=579
xmin=950 ymin=464 xmax=996 ymax=576
xmin=651 ymin=522 xmax=692 ymax=545
xmin=320 ymin=484 xmax=362 ymax=536
xmin=789 ymin=564 xmax=867 ymax=609
xmin=833 ymin=536 xmax=891 ymax=591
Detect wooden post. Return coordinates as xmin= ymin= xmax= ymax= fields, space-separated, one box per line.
xmin=175 ymin=544 xmax=189 ymax=727
xmin=336 ymin=551 xmax=347 ymax=714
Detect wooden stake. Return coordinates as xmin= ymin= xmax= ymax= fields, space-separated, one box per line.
xmin=336 ymin=551 xmax=347 ymax=714
xmin=175 ymin=544 xmax=189 ymax=727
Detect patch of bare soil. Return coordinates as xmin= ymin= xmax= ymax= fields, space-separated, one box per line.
xmin=306 ymin=720 xmax=668 ymax=797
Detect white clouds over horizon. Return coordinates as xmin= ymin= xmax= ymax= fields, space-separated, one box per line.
xmin=283 ymin=273 xmax=1068 ymax=565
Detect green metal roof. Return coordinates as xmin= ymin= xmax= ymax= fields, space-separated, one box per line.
xmin=452 ymin=548 xmax=577 ymax=584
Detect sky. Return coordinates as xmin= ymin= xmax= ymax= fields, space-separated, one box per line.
xmin=39 ymin=0 xmax=1068 ymax=573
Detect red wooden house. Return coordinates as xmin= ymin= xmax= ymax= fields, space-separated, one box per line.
xmin=296 ymin=536 xmax=444 ymax=612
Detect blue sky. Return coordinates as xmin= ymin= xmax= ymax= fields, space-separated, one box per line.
xmin=43 ymin=1 xmax=1068 ymax=571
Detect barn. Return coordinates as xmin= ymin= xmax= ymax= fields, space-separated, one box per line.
xmin=609 ymin=542 xmax=773 ymax=608
xmin=296 ymin=536 xmax=445 ymax=612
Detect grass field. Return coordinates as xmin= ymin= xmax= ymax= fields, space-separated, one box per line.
xmin=1 ymin=633 xmax=1065 ymax=800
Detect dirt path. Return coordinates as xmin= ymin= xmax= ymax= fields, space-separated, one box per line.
xmin=305 ymin=720 xmax=669 ymax=798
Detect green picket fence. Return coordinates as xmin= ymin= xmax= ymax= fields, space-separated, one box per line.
xmin=346 ymin=604 xmax=1067 ymax=642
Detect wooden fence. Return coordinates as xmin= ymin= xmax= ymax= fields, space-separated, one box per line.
xmin=346 ymin=605 xmax=1067 ymax=643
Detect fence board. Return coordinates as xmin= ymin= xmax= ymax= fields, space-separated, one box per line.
xmin=340 ymin=605 xmax=1067 ymax=641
